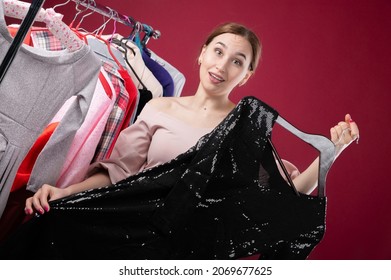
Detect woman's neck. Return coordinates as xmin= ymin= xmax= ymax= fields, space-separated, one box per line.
xmin=191 ymin=90 xmax=235 ymax=112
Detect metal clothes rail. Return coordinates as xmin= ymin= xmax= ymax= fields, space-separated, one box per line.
xmin=71 ymin=0 xmax=161 ymax=39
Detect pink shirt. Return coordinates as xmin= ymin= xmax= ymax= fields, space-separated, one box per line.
xmin=55 ymin=69 xmax=116 ymax=188
xmin=88 ymin=103 xmax=212 ymax=183
xmin=88 ymin=103 xmax=300 ymax=184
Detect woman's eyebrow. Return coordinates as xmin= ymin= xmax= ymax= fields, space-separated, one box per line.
xmin=215 ymin=41 xmax=247 ymax=60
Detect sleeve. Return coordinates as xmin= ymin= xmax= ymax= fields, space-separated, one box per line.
xmin=87 ymin=104 xmax=155 ymax=184
xmin=26 ymin=49 xmax=102 ymax=193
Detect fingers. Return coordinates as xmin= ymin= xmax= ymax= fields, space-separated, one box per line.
xmin=346 ymin=114 xmax=360 ymax=142
xmin=25 ymin=184 xmax=53 ymax=215
xmin=330 ymin=114 xmax=360 ymax=146
xmin=331 ymin=122 xmax=349 ymax=145
xmin=345 ymin=113 xmax=352 ymax=123
xmin=330 ymin=127 xmax=340 ymax=145
xmin=24 ymin=197 xmax=34 ymax=215
xmin=33 ymin=187 xmax=50 ymax=214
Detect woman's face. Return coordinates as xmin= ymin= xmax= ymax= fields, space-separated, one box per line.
xmin=199 ymin=33 xmax=253 ymax=97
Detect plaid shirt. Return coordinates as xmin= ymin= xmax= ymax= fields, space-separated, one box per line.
xmin=30 ymin=29 xmax=67 ymax=51
xmin=92 ymin=62 xmax=130 ymax=161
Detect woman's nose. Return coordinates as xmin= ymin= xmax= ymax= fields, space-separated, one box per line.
xmin=215 ymin=60 xmax=227 ymax=72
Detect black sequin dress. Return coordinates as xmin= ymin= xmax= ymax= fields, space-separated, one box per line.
xmin=0 ymin=96 xmax=327 ymax=259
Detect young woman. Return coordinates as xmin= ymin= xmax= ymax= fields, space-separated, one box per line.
xmin=2 ymin=22 xmax=359 ymax=259
xmin=25 ymin=22 xmax=358 ymax=216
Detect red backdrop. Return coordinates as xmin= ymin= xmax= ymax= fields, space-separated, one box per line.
xmin=32 ymin=0 xmax=390 ymax=259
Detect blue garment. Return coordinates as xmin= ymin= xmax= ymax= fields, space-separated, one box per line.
xmin=141 ymin=49 xmax=174 ymax=97
xmin=149 ymin=50 xmax=186 ymax=97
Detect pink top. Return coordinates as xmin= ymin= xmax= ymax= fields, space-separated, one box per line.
xmin=55 ymin=69 xmax=116 ymax=188
xmin=88 ymin=103 xmax=300 ymax=184
xmin=88 ymin=103 xmax=212 ymax=183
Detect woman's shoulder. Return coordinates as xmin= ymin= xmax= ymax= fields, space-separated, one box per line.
xmin=146 ymin=96 xmax=192 ymax=113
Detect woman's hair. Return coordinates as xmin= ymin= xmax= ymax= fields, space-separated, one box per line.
xmin=203 ymin=22 xmax=262 ymax=72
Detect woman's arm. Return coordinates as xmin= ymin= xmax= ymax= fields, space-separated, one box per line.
xmin=292 ymin=158 xmax=319 ymax=194
xmin=25 ymin=171 xmax=111 ymax=215
xmin=24 ymin=100 xmax=163 ymax=215
xmin=293 ymin=114 xmax=359 ymax=194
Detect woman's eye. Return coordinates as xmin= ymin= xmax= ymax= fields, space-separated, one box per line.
xmin=233 ymin=59 xmax=243 ymax=66
xmin=215 ymin=48 xmax=223 ymax=55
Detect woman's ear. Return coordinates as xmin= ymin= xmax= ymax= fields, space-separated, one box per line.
xmin=238 ymin=71 xmax=253 ymax=87
xmin=198 ymin=45 xmax=207 ymax=65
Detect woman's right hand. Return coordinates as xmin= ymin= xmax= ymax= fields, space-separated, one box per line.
xmin=24 ymin=171 xmax=112 ymax=215
xmin=25 ymin=184 xmax=71 ymax=215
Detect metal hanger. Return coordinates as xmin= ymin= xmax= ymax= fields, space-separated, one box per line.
xmin=271 ymin=116 xmax=336 ymax=197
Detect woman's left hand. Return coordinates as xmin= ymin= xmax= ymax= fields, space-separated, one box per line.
xmin=330 ymin=114 xmax=360 ymax=157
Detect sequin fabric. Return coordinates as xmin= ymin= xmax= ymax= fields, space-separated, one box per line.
xmin=0 ymin=96 xmax=326 ymax=260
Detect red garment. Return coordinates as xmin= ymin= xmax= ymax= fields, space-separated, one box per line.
xmin=11 ymin=71 xmax=112 ymax=192
xmin=118 ymin=69 xmax=138 ymax=132
xmin=11 ymin=122 xmax=58 ymax=192
xmin=104 ymin=69 xmax=138 ymax=158
xmin=7 ymin=25 xmax=32 ymax=45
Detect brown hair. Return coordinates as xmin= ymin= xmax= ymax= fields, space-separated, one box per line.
xmin=203 ymin=22 xmax=262 ymax=72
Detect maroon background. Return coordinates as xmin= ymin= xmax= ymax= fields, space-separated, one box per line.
xmin=18 ymin=0 xmax=391 ymax=259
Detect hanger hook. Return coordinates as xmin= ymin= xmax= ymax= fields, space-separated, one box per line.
xmin=93 ymin=7 xmax=115 ymax=36
xmin=53 ymin=0 xmax=71 ymax=11
xmin=69 ymin=0 xmax=90 ymax=28
xmin=141 ymin=24 xmax=154 ymax=46
xmin=128 ymin=21 xmax=141 ymax=41
xmin=75 ymin=0 xmax=96 ymax=29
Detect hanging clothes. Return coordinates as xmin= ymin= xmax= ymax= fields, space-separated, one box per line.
xmin=5 ymin=29 xmax=118 ymax=191
xmin=0 ymin=97 xmax=327 ymax=260
xmin=0 ymin=2 xmax=101 ymax=217
xmin=91 ymin=62 xmax=130 ymax=161
xmin=149 ymin=50 xmax=186 ymax=97
xmin=25 ymin=29 xmax=130 ymax=172
xmin=53 ymin=70 xmax=116 ymax=188
xmin=141 ymin=49 xmax=175 ymax=97
xmin=30 ymin=28 xmax=67 ymax=51
xmin=113 ymin=35 xmax=163 ymax=98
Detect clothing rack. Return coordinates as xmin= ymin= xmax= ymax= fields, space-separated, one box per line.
xmin=0 ymin=0 xmax=46 ymax=84
xmin=71 ymin=0 xmax=161 ymax=40
xmin=0 ymin=0 xmax=161 ymax=85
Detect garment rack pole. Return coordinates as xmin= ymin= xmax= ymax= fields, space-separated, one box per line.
xmin=0 ymin=0 xmax=46 ymax=84
xmin=71 ymin=0 xmax=161 ymax=39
